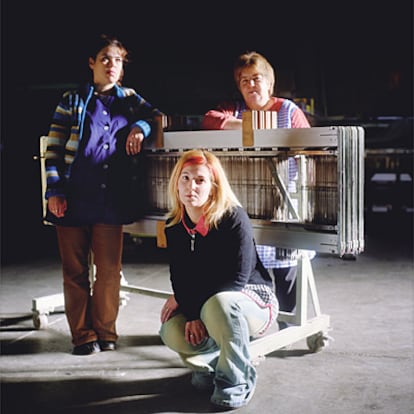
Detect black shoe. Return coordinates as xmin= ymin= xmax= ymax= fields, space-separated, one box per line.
xmin=72 ymin=341 xmax=101 ymax=355
xmin=98 ymin=340 xmax=116 ymax=351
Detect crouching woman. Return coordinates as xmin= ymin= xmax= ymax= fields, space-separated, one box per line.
xmin=159 ymin=149 xmax=278 ymax=409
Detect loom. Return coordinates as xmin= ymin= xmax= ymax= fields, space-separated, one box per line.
xmin=32 ymin=111 xmax=365 ymax=357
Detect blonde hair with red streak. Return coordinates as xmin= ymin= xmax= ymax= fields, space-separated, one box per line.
xmin=166 ymin=149 xmax=241 ymax=229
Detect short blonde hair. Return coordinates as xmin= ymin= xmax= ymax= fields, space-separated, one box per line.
xmin=233 ymin=51 xmax=275 ymax=95
xmin=166 ymin=149 xmax=241 ymax=229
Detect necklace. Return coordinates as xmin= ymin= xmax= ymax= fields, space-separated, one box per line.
xmin=181 ymin=215 xmax=197 ymax=252
xmin=190 ymin=232 xmax=196 ymax=252
xmin=182 ymin=221 xmax=197 ymax=252
xmin=181 ymin=211 xmax=208 ymax=252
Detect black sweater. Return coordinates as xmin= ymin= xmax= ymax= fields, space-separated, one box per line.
xmin=165 ymin=206 xmax=273 ymax=321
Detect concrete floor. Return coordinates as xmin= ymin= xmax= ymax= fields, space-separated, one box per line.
xmin=1 ymin=223 xmax=413 ymax=414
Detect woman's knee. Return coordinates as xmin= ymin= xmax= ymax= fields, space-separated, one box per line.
xmin=159 ymin=314 xmax=188 ymax=352
xmin=202 ymin=292 xmax=241 ymax=320
xmin=202 ymin=291 xmax=270 ymax=339
xmin=201 ymin=292 xmax=243 ymax=338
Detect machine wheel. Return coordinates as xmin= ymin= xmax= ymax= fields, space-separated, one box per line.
xmin=119 ymin=292 xmax=130 ymax=308
xmin=119 ymin=297 xmax=129 ymax=308
xmin=306 ymin=331 xmax=328 ymax=353
xmin=33 ymin=313 xmax=48 ymax=330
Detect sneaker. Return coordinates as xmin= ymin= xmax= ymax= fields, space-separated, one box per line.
xmin=191 ymin=371 xmax=214 ymax=392
xmin=98 ymin=340 xmax=117 ymax=351
xmin=210 ymin=382 xmax=256 ymax=409
xmin=72 ymin=341 xmax=100 ymax=356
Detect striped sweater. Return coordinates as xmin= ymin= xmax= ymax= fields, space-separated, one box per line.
xmin=45 ymin=83 xmax=162 ymax=199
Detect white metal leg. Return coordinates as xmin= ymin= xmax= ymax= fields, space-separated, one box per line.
xmin=249 ymin=253 xmax=331 ymax=358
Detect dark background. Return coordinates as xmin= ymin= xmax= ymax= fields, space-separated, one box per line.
xmin=1 ymin=0 xmax=413 ymax=263
xmin=2 ymin=1 xmax=413 ymax=116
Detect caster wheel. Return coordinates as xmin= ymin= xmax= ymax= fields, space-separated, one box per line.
xmin=342 ymin=253 xmax=356 ymax=261
xmin=33 ymin=313 xmax=48 ymax=330
xmin=119 ymin=292 xmax=130 ymax=308
xmin=306 ymin=331 xmax=328 ymax=353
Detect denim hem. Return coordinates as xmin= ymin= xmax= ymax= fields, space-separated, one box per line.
xmin=210 ymin=382 xmax=256 ymax=409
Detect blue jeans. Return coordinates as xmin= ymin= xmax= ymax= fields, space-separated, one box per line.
xmin=159 ymin=291 xmax=275 ymax=407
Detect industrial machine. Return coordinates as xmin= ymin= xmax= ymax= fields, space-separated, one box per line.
xmin=32 ymin=111 xmax=365 ymax=358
